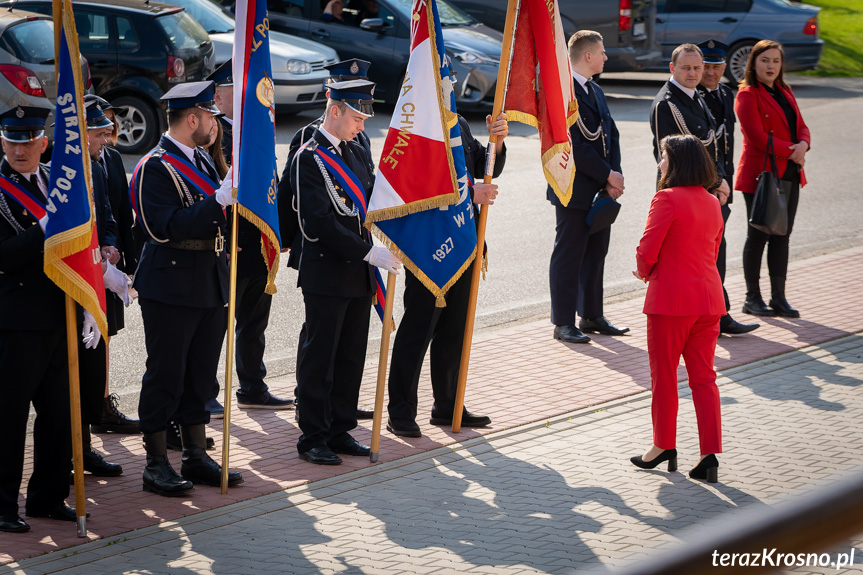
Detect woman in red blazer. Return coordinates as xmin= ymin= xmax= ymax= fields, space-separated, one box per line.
xmin=632 ymin=135 xmax=726 ymax=483
xmin=735 ymin=40 xmax=811 ymax=318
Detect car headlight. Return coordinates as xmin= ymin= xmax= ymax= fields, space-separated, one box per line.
xmin=286 ymin=59 xmax=312 ymax=75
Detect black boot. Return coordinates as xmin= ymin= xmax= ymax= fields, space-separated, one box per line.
xmin=91 ymin=393 xmax=140 ymax=434
xmin=769 ymin=276 xmax=800 ymax=318
xmin=741 ymin=278 xmax=775 ymax=317
xmin=167 ymin=419 xmax=215 ymax=451
xmin=142 ymin=431 xmax=194 ymax=497
xmin=180 ymin=424 xmax=243 ymax=487
xmin=82 ymin=428 xmax=123 ymax=477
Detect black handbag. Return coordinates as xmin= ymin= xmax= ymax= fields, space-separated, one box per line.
xmin=749 ymin=134 xmax=789 ymax=235
xmin=586 ymin=189 xmax=621 ymax=235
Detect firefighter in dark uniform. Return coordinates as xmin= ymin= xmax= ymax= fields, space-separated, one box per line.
xmin=132 ymin=81 xmax=243 ymax=496
xmin=289 ymin=78 xmax=401 ymax=465
xmin=650 ymin=43 xmax=731 ymax=203
xmin=207 ymin=59 xmax=293 ymax=411
xmin=0 ymin=106 xmax=78 ymax=532
xmin=695 ymin=39 xmax=759 ymax=336
xmin=385 ymin=64 xmax=506 ymax=438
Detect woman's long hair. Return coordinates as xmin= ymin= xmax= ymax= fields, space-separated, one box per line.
xmin=206 ymin=120 xmax=230 ymax=180
xmin=740 ymin=39 xmax=788 ymax=90
xmin=657 ymin=134 xmax=718 ymax=190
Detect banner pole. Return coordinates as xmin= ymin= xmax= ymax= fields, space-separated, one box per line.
xmin=451 ymin=0 xmax=521 ymax=433
xmin=64 ymin=296 xmax=87 ymax=537
xmin=370 ymin=272 xmax=397 ymax=463
xmin=220 ymin=202 xmax=240 ymax=494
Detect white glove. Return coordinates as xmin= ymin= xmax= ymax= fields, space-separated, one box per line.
xmin=82 ymin=310 xmax=102 ymax=350
xmin=364 ymin=246 xmax=401 ymax=275
xmin=38 ymin=215 xmax=48 ymax=232
xmin=215 ymin=166 xmax=237 ymax=207
xmin=103 ymin=261 xmax=131 ymax=306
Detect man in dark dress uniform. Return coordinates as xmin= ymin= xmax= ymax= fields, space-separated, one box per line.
xmin=207 ymin=60 xmax=293 ymax=410
xmin=0 ymin=106 xmax=80 ymax=532
xmin=385 ymin=66 xmax=506 ymax=437
xmin=289 ymin=78 xmax=401 ymax=465
xmin=550 ymin=31 xmax=629 ymax=346
xmin=132 ymin=81 xmax=243 ymax=496
xmin=650 ymin=43 xmax=731 ymax=201
xmin=695 ymin=40 xmax=759 ymax=336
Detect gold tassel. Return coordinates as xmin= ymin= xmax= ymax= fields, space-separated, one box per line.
xmin=435 ymin=295 xmax=447 ymax=308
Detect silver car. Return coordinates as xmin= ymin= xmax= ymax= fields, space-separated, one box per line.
xmin=166 ymin=0 xmax=338 ymax=111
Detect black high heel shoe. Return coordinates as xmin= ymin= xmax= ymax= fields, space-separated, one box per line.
xmin=689 ymin=454 xmax=719 ymax=483
xmin=630 ymin=448 xmax=677 ymax=472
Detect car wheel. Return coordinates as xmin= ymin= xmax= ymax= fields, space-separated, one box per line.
xmin=726 ymin=41 xmax=755 ymax=84
xmin=112 ymin=95 xmax=159 ymax=154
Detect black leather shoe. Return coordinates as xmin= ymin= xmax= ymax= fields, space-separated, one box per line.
xmin=205 ymin=398 xmax=224 ymax=419
xmin=689 ymin=454 xmax=719 ymax=483
xmin=356 ymin=408 xmax=375 ymax=420
xmin=387 ymin=418 xmax=422 ymax=438
xmin=769 ymin=297 xmax=800 ymax=318
xmin=166 ymin=420 xmax=214 ymax=451
xmin=180 ymin=425 xmax=243 ymax=487
xmin=26 ymin=503 xmax=89 ymax=522
xmin=630 ymin=448 xmax=678 ymax=472
xmin=742 ymin=296 xmax=775 ymax=317
xmin=83 ymin=448 xmax=123 ymax=477
xmin=719 ymin=314 xmax=760 ymax=335
xmin=328 ymin=436 xmax=371 ymax=456
xmin=579 ymin=317 xmax=630 ymax=336
xmin=237 ymin=390 xmax=294 ymax=410
xmin=429 ymin=407 xmax=491 ymax=427
xmin=143 ymin=431 xmax=195 ymax=497
xmin=91 ymin=393 xmax=140 ymax=434
xmin=553 ymin=325 xmax=591 ymax=344
xmin=0 ymin=514 xmax=30 ymax=533
xmin=298 ymin=446 xmax=342 ymax=465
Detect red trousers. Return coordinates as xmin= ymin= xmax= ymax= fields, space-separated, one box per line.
xmin=646 ymin=314 xmax=722 ymax=455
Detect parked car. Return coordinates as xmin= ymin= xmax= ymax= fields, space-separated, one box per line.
xmin=264 ymin=0 xmax=503 ymax=110
xmin=167 ymin=0 xmax=338 ymax=111
xmin=652 ymin=0 xmax=823 ymax=82
xmin=447 ymin=0 xmax=662 ymax=73
xmin=2 ymin=0 xmax=216 ymax=154
xmin=0 ymin=10 xmax=91 ymax=146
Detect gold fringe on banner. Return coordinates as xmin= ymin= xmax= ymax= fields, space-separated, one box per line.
xmin=237 ymin=204 xmax=281 ymax=295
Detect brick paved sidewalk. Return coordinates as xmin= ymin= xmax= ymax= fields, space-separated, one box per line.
xmin=1 ymin=246 xmax=862 ymax=566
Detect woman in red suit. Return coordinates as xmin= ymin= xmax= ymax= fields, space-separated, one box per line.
xmin=735 ymin=40 xmax=810 ymax=318
xmin=632 ymin=135 xmax=726 ymax=483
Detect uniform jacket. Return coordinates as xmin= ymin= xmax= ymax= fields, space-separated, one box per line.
xmin=548 ymin=79 xmax=621 ymax=211
xmin=697 ymin=82 xmax=736 ymax=195
xmin=91 ymin=160 xmax=118 ymax=250
xmin=636 ymin=186 xmax=726 ymax=316
xmin=0 ymin=159 xmax=65 ymax=329
xmin=290 ymin=129 xmax=375 ymax=298
xmin=734 ymin=82 xmax=810 ymax=195
xmin=650 ymin=81 xmax=726 ymax=181
xmin=132 ymin=135 xmax=229 ymax=308
xmin=102 ymin=146 xmax=138 ymax=272
xmin=459 ymin=114 xmax=506 ymax=231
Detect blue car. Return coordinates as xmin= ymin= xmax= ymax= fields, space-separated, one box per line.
xmin=652 ymin=0 xmax=823 ymax=83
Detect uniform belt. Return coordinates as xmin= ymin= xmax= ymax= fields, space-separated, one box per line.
xmin=150 ymin=237 xmax=224 ymax=254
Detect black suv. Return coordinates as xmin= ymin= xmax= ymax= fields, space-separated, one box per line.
xmin=2 ymin=0 xmax=216 ymax=153
xmin=448 ymin=0 xmax=662 ymax=73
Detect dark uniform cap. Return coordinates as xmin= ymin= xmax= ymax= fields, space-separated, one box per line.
xmin=698 ymin=39 xmax=729 ymax=65
xmin=327 ymin=79 xmax=375 ymax=117
xmin=207 ymin=59 xmax=233 ymax=87
xmin=84 ymin=99 xmax=115 ymax=129
xmin=324 ymin=58 xmax=371 ymax=83
xmin=84 ymin=93 xmax=113 ymax=111
xmin=0 ymin=106 xmax=51 ymax=142
xmin=160 ymin=81 xmax=222 ymax=115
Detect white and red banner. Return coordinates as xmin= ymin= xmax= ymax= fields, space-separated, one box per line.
xmin=504 ymin=0 xmax=578 ymax=206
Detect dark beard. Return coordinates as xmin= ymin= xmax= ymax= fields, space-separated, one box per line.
xmin=191 ymin=123 xmax=211 ymax=147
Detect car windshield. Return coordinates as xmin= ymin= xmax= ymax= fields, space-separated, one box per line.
xmin=155 ymin=10 xmax=211 ymax=50
xmin=387 ymin=0 xmax=475 ymax=26
xmin=162 ymin=0 xmax=235 ymax=34
xmin=0 ymin=18 xmax=54 ymax=64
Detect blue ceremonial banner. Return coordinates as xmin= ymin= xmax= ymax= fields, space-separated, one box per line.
xmin=367 ymin=0 xmax=477 ymax=306
xmin=44 ymin=4 xmax=107 ymax=336
xmin=233 ymin=0 xmax=280 ymax=294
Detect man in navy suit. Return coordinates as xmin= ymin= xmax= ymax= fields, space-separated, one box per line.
xmin=549 ymin=31 xmax=629 ymax=345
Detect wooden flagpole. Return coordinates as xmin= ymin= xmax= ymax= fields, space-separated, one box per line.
xmin=451 ymin=0 xmax=521 ymax=433
xmin=370 ymin=272 xmax=397 ymax=463
xmin=220 ymin=203 xmax=240 ymax=494
xmin=55 ymin=0 xmax=87 ymax=536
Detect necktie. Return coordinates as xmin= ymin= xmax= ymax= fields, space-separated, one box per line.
xmin=585 ymin=80 xmax=598 ymax=108
xmin=193 ymin=149 xmax=204 ymax=172
xmin=29 ymin=174 xmax=39 ymax=187
xmin=339 ymin=141 xmax=349 ymax=158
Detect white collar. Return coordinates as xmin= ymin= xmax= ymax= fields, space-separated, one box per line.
xmin=318 ymin=125 xmax=344 ymax=154
xmin=572 ymin=71 xmax=590 ymax=91
xmin=165 ymin=133 xmax=197 ymax=163
xmin=670 ymin=77 xmax=697 ymax=99
xmin=222 ymin=117 xmax=234 ymax=126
